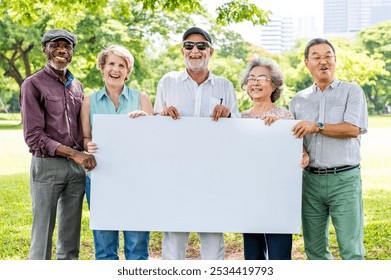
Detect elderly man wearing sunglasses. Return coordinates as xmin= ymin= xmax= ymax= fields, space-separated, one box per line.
xmin=154 ymin=27 xmax=239 ymax=260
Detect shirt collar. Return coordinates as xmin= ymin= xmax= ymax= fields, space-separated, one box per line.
xmin=312 ymin=78 xmax=340 ymax=92
xmin=44 ymin=64 xmax=74 ymax=86
xmin=65 ymin=71 xmax=74 ymax=87
xmin=96 ymin=85 xmax=129 ymax=101
xmin=180 ymin=69 xmax=215 ymax=86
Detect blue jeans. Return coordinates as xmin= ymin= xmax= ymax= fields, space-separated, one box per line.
xmin=243 ymin=233 xmax=292 ymax=260
xmin=86 ymin=176 xmax=150 ymax=260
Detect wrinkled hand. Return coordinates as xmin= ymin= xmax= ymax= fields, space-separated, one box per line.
xmin=292 ymin=121 xmax=318 ymax=138
xmin=87 ymin=141 xmax=98 ymax=153
xmin=301 ymin=152 xmax=309 ymax=168
xmin=73 ymin=152 xmax=96 ymax=171
xmin=128 ymin=110 xmax=148 ymax=118
xmin=212 ymin=105 xmax=231 ymax=121
xmin=161 ymin=106 xmax=180 ymax=120
xmin=264 ymin=115 xmax=278 ymax=126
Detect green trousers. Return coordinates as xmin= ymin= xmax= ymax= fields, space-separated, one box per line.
xmin=302 ymin=167 xmax=365 ymax=260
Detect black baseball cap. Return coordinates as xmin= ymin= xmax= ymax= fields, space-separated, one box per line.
xmin=42 ymin=29 xmax=77 ymax=47
xmin=182 ymin=27 xmax=212 ymax=45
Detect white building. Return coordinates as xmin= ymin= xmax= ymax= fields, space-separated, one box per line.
xmin=259 ymin=16 xmax=294 ymax=54
xmin=323 ymin=0 xmax=391 ymax=37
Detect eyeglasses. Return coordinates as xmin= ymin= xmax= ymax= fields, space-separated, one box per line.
xmin=183 ymin=41 xmax=211 ymax=51
xmin=309 ymin=55 xmax=335 ymax=62
xmin=246 ymin=77 xmax=271 ymax=84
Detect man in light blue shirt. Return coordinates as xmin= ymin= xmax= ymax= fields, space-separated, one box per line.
xmin=290 ymin=38 xmax=368 ymax=260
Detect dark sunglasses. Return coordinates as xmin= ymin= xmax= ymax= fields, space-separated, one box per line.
xmin=183 ymin=41 xmax=211 ymax=51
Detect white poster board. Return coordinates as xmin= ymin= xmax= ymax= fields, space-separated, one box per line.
xmin=90 ymin=115 xmax=302 ymax=233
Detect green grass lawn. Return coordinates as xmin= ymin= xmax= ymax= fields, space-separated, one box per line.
xmin=0 ymin=114 xmax=390 ymax=260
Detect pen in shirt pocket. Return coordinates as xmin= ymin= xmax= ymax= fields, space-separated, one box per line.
xmin=219 ymin=98 xmax=223 ymax=105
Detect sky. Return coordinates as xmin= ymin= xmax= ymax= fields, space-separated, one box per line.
xmin=205 ymin=0 xmax=324 ymax=45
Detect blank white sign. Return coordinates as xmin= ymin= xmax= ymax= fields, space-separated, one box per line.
xmin=90 ymin=115 xmax=302 ymax=233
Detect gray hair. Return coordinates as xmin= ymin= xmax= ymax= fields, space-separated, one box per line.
xmin=240 ymin=57 xmax=283 ymax=103
xmin=304 ymin=38 xmax=335 ymax=59
xmin=97 ymin=45 xmax=134 ymax=77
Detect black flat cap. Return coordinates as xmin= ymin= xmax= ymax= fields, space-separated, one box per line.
xmin=42 ymin=29 xmax=77 ymax=47
xmin=182 ymin=27 xmax=212 ymax=45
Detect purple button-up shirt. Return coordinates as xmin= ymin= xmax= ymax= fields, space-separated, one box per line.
xmin=20 ymin=64 xmax=84 ymax=157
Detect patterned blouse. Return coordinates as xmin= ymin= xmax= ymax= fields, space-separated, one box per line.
xmin=241 ymin=106 xmax=294 ymax=120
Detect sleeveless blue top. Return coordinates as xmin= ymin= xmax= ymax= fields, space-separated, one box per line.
xmin=89 ymin=85 xmax=141 ymax=126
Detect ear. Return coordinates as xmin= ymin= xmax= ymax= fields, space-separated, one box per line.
xmin=125 ymin=70 xmax=132 ymax=81
xmin=99 ymin=64 xmax=105 ymax=74
xmin=41 ymin=44 xmax=46 ymax=53
xmin=304 ymin=58 xmax=309 ymax=69
xmin=209 ymin=47 xmax=214 ymax=57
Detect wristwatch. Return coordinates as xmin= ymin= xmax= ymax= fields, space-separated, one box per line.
xmin=317 ymin=122 xmax=324 ymax=133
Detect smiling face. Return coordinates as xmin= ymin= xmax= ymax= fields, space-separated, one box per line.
xmin=42 ymin=39 xmax=73 ymax=71
xmin=182 ymin=34 xmax=214 ymax=72
xmin=100 ymin=53 xmax=130 ymax=88
xmin=247 ymin=66 xmax=276 ymax=102
xmin=305 ymin=43 xmax=336 ymax=86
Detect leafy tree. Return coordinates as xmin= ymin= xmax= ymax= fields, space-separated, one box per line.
xmin=357 ymin=21 xmax=391 ymax=114
xmin=358 ymin=21 xmax=391 ymax=72
xmin=0 ymin=0 xmax=269 ymax=27
xmin=0 ymin=0 xmax=270 ymax=112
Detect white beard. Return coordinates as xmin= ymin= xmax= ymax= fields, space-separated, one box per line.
xmin=48 ymin=59 xmax=70 ymax=71
xmin=184 ymin=55 xmax=210 ymax=72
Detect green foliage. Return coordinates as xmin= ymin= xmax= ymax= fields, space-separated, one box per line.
xmin=213 ymin=30 xmax=251 ymax=60
xmin=216 ymin=0 xmax=270 ymax=26
xmin=363 ymin=189 xmax=391 ymax=259
xmin=0 ymin=174 xmax=31 ymax=260
xmin=0 ymin=1 xmax=389 ymax=114
xmin=358 ymin=21 xmax=391 ymax=71
xmin=1 ymin=0 xmax=269 ymax=28
xmin=357 ymin=21 xmax=391 ymax=114
xmin=281 ymin=39 xmax=313 ymax=94
xmin=135 ymin=0 xmax=203 ymax=13
xmin=1 ymin=0 xmax=107 ymax=28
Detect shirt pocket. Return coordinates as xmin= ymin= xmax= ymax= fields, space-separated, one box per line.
xmin=45 ymin=95 xmax=64 ymax=116
xmin=69 ymin=92 xmax=83 ymax=112
xmin=209 ymin=97 xmax=222 ymax=116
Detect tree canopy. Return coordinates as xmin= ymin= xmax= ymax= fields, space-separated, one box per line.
xmin=0 ymin=0 xmax=269 ymax=28
xmin=0 ymin=1 xmax=389 ymax=114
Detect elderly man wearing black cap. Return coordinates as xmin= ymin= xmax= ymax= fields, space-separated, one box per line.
xmin=154 ymin=27 xmax=239 ymax=260
xmin=19 ymin=28 xmax=96 ymax=260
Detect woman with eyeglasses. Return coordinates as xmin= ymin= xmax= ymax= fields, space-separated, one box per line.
xmin=240 ymin=57 xmax=309 ymax=260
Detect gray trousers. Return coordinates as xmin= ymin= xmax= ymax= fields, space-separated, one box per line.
xmin=162 ymin=232 xmax=225 ymax=260
xmin=29 ymin=156 xmax=86 ymax=260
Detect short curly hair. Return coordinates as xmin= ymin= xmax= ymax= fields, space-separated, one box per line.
xmin=240 ymin=57 xmax=284 ymax=103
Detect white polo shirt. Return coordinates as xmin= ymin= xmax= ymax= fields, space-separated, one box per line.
xmin=154 ymin=69 xmax=239 ymax=117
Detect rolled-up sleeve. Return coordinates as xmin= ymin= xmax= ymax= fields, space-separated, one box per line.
xmin=344 ymin=84 xmax=368 ymax=134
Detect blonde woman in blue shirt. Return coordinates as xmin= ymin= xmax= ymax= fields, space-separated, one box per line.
xmin=80 ymin=45 xmax=153 ymax=260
